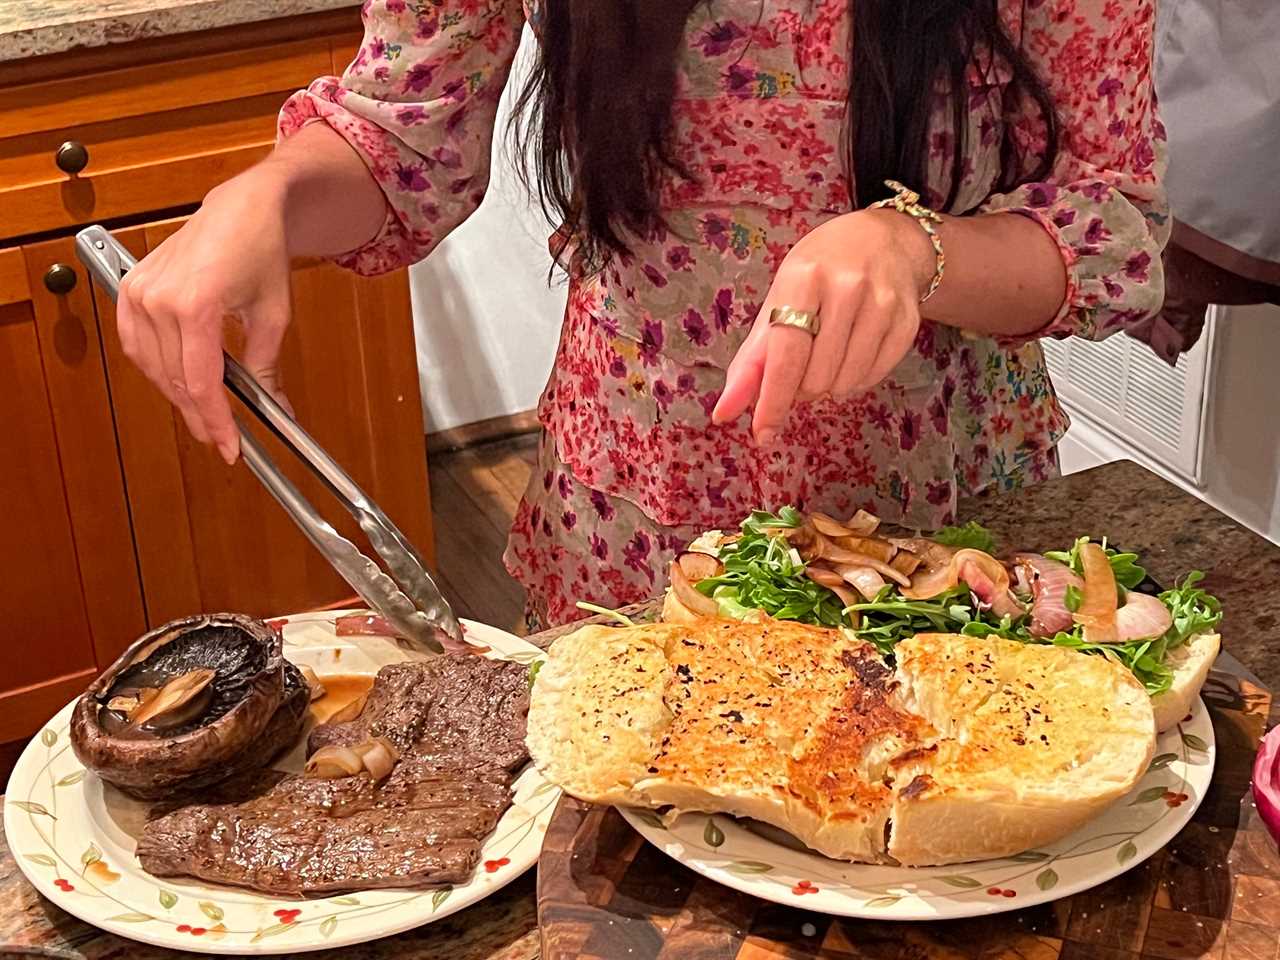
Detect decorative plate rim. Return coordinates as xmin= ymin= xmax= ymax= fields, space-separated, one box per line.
xmin=621 ymin=697 xmax=1215 ymax=921
xmin=5 ymin=614 xmax=557 ymax=955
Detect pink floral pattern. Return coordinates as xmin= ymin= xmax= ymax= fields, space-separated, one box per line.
xmin=280 ymin=0 xmax=1168 ymax=627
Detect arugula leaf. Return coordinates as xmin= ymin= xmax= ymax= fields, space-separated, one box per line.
xmin=1063 ymin=584 xmax=1082 ymax=612
xmin=1158 ymin=571 xmax=1222 ymax=651
xmin=1045 ymin=537 xmax=1146 ymax=588
xmin=932 ymin=521 xmax=997 ymax=554
xmin=1108 ymin=553 xmax=1147 ymax=589
xmin=696 ymin=508 xmax=849 ymax=628
xmin=848 ymin=586 xmax=987 ymax=655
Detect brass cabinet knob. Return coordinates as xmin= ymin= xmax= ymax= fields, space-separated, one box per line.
xmin=44 ymin=263 xmax=77 ymax=295
xmin=55 ymin=140 xmax=90 ymax=175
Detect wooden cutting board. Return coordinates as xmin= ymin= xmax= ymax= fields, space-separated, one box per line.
xmin=536 ymin=654 xmax=1277 ymax=960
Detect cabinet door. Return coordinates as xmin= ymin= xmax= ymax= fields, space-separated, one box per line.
xmin=93 ymin=219 xmax=435 ymax=624
xmin=0 ymin=241 xmax=146 ymax=743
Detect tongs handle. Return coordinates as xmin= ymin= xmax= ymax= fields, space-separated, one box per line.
xmin=74 ymin=225 xmax=461 ymax=653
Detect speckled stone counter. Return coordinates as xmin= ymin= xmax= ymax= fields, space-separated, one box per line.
xmin=0 ymin=0 xmax=360 ymax=62
xmin=1 ymin=458 xmax=1275 ymax=958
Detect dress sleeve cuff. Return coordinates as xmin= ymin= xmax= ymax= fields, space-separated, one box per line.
xmin=278 ymin=84 xmax=436 ymax=277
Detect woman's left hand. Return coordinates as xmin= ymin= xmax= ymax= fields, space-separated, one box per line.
xmin=713 ymin=208 xmax=935 ymax=443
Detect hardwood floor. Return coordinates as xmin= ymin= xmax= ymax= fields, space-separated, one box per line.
xmin=428 ymin=433 xmax=538 ymax=635
xmin=0 ymin=433 xmax=539 ymax=794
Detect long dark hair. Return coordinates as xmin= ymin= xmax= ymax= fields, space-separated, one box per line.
xmin=513 ymin=1 xmax=1058 ymax=269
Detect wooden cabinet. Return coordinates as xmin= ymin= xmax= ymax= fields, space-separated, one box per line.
xmin=0 ymin=242 xmax=147 ymax=742
xmin=0 ymin=10 xmax=435 ymax=746
xmin=93 ymin=221 xmax=434 ymax=624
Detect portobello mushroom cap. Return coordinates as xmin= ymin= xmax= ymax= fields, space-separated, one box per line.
xmin=70 ymin=613 xmax=304 ymax=800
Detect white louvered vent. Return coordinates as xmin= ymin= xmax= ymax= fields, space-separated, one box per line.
xmin=1041 ymin=315 xmax=1216 ymax=485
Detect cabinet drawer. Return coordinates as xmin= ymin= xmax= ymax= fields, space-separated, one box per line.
xmin=0 ymin=35 xmax=351 ymax=239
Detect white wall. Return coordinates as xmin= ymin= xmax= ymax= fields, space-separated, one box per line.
xmin=409 ymin=29 xmax=566 ymax=433
xmin=1061 ymin=303 xmax=1280 ymax=545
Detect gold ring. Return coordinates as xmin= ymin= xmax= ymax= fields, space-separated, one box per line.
xmin=769 ymin=305 xmax=821 ymax=336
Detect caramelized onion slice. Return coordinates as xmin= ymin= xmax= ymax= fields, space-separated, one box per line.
xmin=676 ymin=551 xmax=724 ymax=581
xmin=810 ymin=513 xmax=856 ymax=538
xmin=827 ymin=582 xmax=859 ymax=613
xmin=298 ymin=665 xmax=326 ymax=702
xmin=846 ymin=510 xmax=881 ymax=537
xmin=305 ymin=737 xmax=400 ymax=782
xmin=669 ymin=561 xmax=720 ymax=618
xmin=834 ymin=536 xmax=896 ymax=565
xmin=815 ymin=540 xmax=910 ymax=586
xmin=328 ymin=692 xmax=369 ymax=725
xmin=831 ymin=564 xmax=888 ymax=601
xmin=804 ymin=566 xmax=846 ymax=589
xmin=354 ymin=737 xmax=400 ymax=783
xmin=890 ymin=551 xmax=923 ymax=577
xmin=765 ymin=521 xmax=814 ymax=549
xmin=128 ymin=669 xmax=216 ymax=732
xmin=305 ymin=745 xmax=365 ymax=779
xmin=902 ymin=548 xmax=1022 ymax=615
xmin=1075 ymin=542 xmax=1119 ymax=643
xmin=802 ymin=566 xmax=859 ymax=616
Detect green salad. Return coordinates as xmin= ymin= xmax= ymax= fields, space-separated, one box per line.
xmin=690 ymin=507 xmax=1221 ymax=696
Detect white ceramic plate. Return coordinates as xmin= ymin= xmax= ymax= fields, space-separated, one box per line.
xmin=622 ymin=697 xmax=1215 ymax=920
xmin=5 ymin=613 xmax=558 ymax=955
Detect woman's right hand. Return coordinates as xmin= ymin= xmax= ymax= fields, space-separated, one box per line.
xmin=117 ymin=169 xmax=294 ymax=465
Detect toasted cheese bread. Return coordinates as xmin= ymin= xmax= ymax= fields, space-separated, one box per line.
xmin=527 ymin=621 xmax=1157 ymax=866
xmin=888 ymin=633 xmax=1155 ymax=865
xmin=524 ymin=624 xmax=674 ymax=807
xmin=661 ymin=591 xmax=1217 ymax=734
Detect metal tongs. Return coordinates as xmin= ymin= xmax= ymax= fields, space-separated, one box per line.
xmin=75 ymin=224 xmax=460 ymax=655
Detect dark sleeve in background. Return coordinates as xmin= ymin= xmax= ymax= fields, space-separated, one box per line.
xmin=1133 ymin=0 xmax=1280 ymax=365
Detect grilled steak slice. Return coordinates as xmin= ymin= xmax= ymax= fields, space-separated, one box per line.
xmin=308 ymin=657 xmax=530 ymax=772
xmin=137 ymin=656 xmax=531 ymax=896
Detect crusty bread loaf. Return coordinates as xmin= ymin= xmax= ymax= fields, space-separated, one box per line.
xmin=525 ymin=624 xmax=675 ymax=807
xmin=527 ymin=620 xmax=1157 ymax=866
xmin=662 ymin=593 xmax=1216 ymax=735
xmin=888 ymin=633 xmax=1155 ymax=865
xmin=1151 ymin=632 xmax=1220 ymax=733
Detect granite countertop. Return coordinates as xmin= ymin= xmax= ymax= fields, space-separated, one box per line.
xmin=1 ymin=458 xmax=1277 ymax=958
xmin=0 ymin=0 xmax=361 ymax=63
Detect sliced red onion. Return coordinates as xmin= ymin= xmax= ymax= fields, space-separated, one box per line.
xmin=334 ymin=612 xmax=471 ymax=655
xmin=1014 ymin=553 xmax=1082 ymax=638
xmin=334 ymin=614 xmax=398 ymax=637
xmin=903 ymin=548 xmax=1026 ymax=619
xmin=1114 ymin=591 xmax=1174 ymax=643
xmin=1253 ymin=725 xmax=1280 ymax=845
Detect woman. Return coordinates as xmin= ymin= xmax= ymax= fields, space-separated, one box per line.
xmin=116 ymin=0 xmax=1167 ymax=629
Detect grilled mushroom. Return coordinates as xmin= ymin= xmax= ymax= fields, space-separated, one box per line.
xmin=70 ymin=614 xmax=306 ymax=801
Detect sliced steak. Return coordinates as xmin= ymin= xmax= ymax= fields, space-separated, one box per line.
xmin=137 ymin=655 xmax=531 ymax=896
xmin=308 ymin=657 xmax=530 ymax=772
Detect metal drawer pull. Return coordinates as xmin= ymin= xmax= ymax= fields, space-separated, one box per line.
xmin=55 ymin=141 xmax=89 ymax=175
xmin=43 ymin=263 xmax=77 ymax=294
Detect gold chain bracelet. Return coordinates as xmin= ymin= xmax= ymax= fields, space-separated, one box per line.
xmin=869 ymin=179 xmax=946 ymax=304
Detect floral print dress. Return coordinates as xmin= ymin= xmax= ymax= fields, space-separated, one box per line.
xmin=279 ymin=0 xmax=1168 ymax=629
